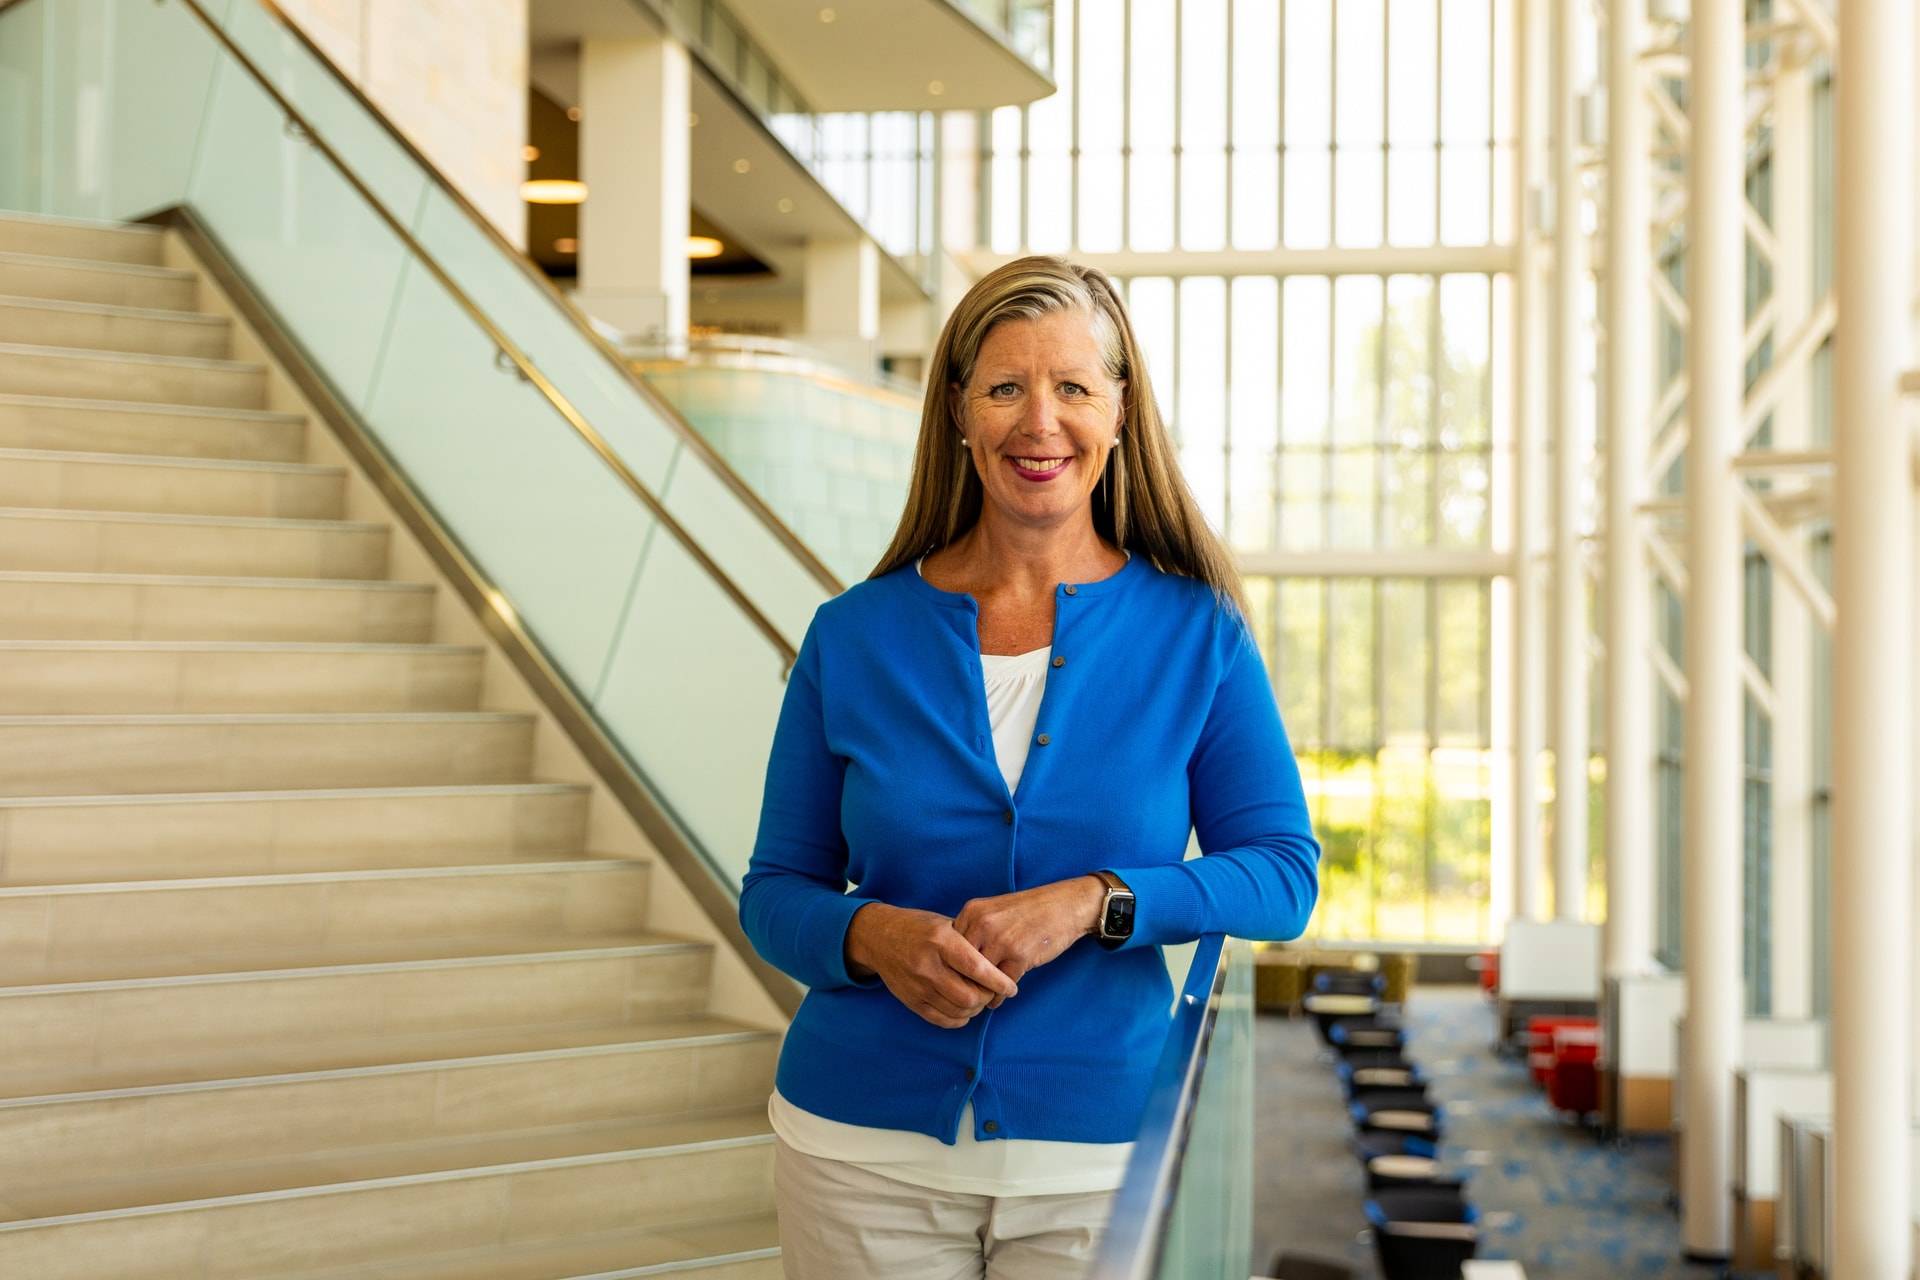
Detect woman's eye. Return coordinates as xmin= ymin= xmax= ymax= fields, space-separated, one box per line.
xmin=989 ymin=383 xmax=1019 ymax=398
xmin=1060 ymin=382 xmax=1087 ymax=397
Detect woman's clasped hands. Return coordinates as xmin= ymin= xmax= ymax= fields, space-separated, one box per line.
xmin=842 ymin=876 xmax=1106 ymax=1028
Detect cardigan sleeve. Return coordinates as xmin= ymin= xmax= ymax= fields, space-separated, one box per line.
xmin=738 ymin=615 xmax=885 ymax=992
xmin=1113 ymin=608 xmax=1322 ymax=950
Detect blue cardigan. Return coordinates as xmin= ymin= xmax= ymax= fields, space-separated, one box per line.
xmin=739 ymin=550 xmax=1321 ymax=1145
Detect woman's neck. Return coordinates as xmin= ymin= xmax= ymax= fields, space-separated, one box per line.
xmin=926 ymin=516 xmax=1125 ymax=600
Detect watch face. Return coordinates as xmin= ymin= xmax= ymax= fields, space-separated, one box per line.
xmin=1104 ymin=895 xmax=1135 ymax=937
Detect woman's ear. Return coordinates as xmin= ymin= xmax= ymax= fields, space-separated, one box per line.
xmin=948 ymin=381 xmax=965 ymax=432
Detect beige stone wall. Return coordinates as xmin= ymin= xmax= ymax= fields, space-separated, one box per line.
xmin=273 ymin=0 xmax=528 ymax=251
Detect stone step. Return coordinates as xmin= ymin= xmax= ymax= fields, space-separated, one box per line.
xmin=0 ymin=294 xmax=231 ymax=359
xmin=0 ymin=211 xmax=169 ymax=267
xmin=0 ymin=931 xmax=714 ymax=1087
xmin=0 ymin=1013 xmax=774 ymax=1192
xmin=0 ymin=858 xmax=654 ymax=983
xmin=0 ymin=640 xmax=485 ymax=714
xmin=0 ymin=507 xmax=389 ymax=580
xmin=0 ymin=393 xmax=307 ymax=462
xmin=0 ymin=249 xmax=198 ymax=311
xmin=0 ymin=569 xmax=436 ymax=642
xmin=0 ymin=447 xmax=345 ymax=519
xmin=0 ymin=342 xmax=267 ymax=411
xmin=0 ymin=1105 xmax=768 ymax=1280
xmin=0 ymin=710 xmax=537 ymax=797
xmin=0 ymin=783 xmax=591 ymax=884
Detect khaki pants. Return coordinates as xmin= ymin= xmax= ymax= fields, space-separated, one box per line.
xmin=772 ymin=1134 xmax=1121 ymax=1280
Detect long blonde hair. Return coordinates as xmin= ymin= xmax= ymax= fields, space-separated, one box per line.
xmin=869 ymin=254 xmax=1250 ymax=622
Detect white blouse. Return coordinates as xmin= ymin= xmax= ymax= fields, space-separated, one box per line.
xmin=764 ymin=552 xmax=1136 ymax=1196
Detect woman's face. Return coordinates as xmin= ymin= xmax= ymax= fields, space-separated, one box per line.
xmin=951 ymin=310 xmax=1125 ymax=533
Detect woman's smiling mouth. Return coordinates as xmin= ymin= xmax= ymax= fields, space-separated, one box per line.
xmin=1008 ymin=456 xmax=1071 ymax=481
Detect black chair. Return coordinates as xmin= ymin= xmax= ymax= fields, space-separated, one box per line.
xmin=1337 ymin=1060 xmax=1426 ymax=1097
xmin=1265 ymin=1252 xmax=1357 ymax=1280
xmin=1350 ymin=1092 xmax=1443 ymax=1140
xmin=1327 ymin=1017 xmax=1407 ymax=1055
xmin=1350 ymin=1133 xmax=1462 ymax=1192
xmin=1364 ymin=1187 xmax=1479 ymax=1280
xmin=1312 ymin=970 xmax=1386 ymax=998
xmin=1305 ymin=991 xmax=1383 ymax=1041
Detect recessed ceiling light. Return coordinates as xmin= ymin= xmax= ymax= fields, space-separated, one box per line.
xmin=688 ymin=112 xmax=701 ymax=127
xmin=521 ymin=179 xmax=587 ymax=205
xmin=733 ymin=158 xmax=751 ymax=174
xmin=687 ymin=235 xmax=725 ymax=259
xmin=565 ymin=105 xmax=582 ymax=122
xmin=776 ymin=197 xmax=795 ymax=213
xmin=522 ymin=144 xmax=541 ymax=162
xmin=819 ymin=7 xmax=836 ymax=22
xmin=928 ymin=80 xmax=945 ymax=96
xmin=553 ymin=237 xmax=578 ymax=254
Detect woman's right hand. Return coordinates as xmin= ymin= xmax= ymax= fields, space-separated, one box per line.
xmin=844 ymin=903 xmax=1019 ymax=1028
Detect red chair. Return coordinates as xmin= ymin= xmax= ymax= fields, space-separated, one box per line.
xmin=1546 ymin=1025 xmax=1601 ymax=1117
xmin=1469 ymin=950 xmax=1500 ymax=997
xmin=1526 ymin=1015 xmax=1597 ymax=1088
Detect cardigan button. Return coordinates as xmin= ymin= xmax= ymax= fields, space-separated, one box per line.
xmin=965 ymin=1067 xmax=976 ymax=1080
xmin=1036 ymin=733 xmax=1050 ymax=746
xmin=983 ymin=1120 xmax=999 ymax=1133
xmin=1051 ymin=655 xmax=1065 ymax=668
xmin=1002 ymin=809 xmax=1013 ymax=825
xmin=1063 ymin=584 xmax=1078 ymax=595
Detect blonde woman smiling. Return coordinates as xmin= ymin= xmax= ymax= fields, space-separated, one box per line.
xmin=740 ymin=255 xmax=1321 ymax=1279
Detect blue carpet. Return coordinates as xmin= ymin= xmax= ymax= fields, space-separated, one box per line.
xmin=1255 ymin=985 xmax=1734 ymax=1279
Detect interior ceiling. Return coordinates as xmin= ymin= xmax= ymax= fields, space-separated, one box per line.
xmin=718 ymin=0 xmax=1054 ymax=111
xmin=528 ymin=22 xmax=927 ymax=304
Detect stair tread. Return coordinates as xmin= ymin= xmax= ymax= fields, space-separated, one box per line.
xmin=1 ymin=928 xmax=702 ymax=992
xmin=0 ymin=779 xmax=586 ymax=808
xmin=0 ymin=709 xmax=530 ymax=725
xmin=0 ymin=390 xmax=303 ymax=422
xmin=0 ymin=854 xmax=647 ymax=895
xmin=0 ymin=638 xmax=480 ymax=653
xmin=0 ymin=504 xmax=385 ymax=532
xmin=1 ymin=848 xmax=618 ymax=888
xmin=0 ymin=1105 xmax=772 ymax=1224
xmin=0 ymin=292 xmax=226 ymax=325
xmin=0 ymin=567 xmax=432 ymax=591
xmin=0 ymin=338 xmax=264 ymax=373
xmin=0 ymin=444 xmax=341 ymax=476
xmin=0 ymin=1012 xmax=769 ymax=1103
xmin=0 ymin=247 xmax=192 ymax=279
xmin=314 ymin=1212 xmax=780 ymax=1280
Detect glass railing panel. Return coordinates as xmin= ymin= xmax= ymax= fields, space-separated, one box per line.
xmin=3 ymin=0 xmax=216 ymax=223
xmin=1152 ymin=934 xmax=1256 ymax=1280
xmin=357 ymin=246 xmax=659 ymax=682
xmin=213 ymin=0 xmax=431 ymax=233
xmin=644 ymin=364 xmax=918 ymax=584
xmin=593 ymin=525 xmax=790 ymax=885
xmin=187 ymin=44 xmax=423 ymax=410
xmin=0 ymin=4 xmax=46 ymax=210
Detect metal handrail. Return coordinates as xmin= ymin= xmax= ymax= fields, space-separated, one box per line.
xmin=1087 ymin=933 xmax=1234 ymax=1280
xmin=132 ymin=0 xmax=825 ymax=669
xmin=234 ymin=0 xmax=842 ymax=604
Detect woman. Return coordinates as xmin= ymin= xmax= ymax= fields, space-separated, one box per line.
xmin=739 ymin=255 xmax=1321 ymax=1278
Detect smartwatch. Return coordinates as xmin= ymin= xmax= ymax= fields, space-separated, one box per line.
xmin=1092 ymin=869 xmax=1135 ymax=949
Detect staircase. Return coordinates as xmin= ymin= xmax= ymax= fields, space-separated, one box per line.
xmin=0 ymin=211 xmax=783 ymax=1279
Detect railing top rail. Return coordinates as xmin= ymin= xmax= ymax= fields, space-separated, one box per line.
xmin=1087 ymin=933 xmax=1233 ymax=1280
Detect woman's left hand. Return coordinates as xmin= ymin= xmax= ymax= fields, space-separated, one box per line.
xmin=954 ymin=875 xmax=1105 ymax=1008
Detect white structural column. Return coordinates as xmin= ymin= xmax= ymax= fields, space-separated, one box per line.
xmin=1548 ymin=0 xmax=1590 ymax=922
xmin=1508 ymin=0 xmax=1548 ymax=925
xmin=1830 ymin=0 xmax=1916 ymax=1271
xmin=1601 ymin=0 xmax=1653 ymax=974
xmin=577 ymin=35 xmax=691 ymax=345
xmin=1765 ymin=54 xmax=1815 ymax=1022
xmin=802 ymin=237 xmax=882 ymax=376
xmin=1679 ymin=0 xmax=1744 ymax=1260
